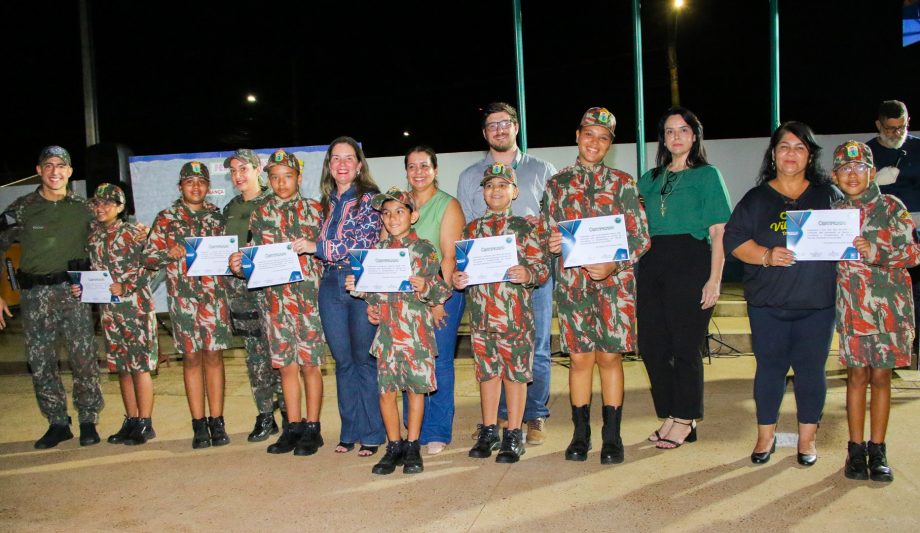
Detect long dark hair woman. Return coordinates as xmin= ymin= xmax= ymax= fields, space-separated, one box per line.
xmin=723 ymin=121 xmax=841 ymax=466
xmin=311 ymin=137 xmax=386 ymax=456
xmin=637 ymin=107 xmax=732 ymax=449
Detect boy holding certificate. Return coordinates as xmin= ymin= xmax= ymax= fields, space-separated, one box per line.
xmin=229 ymin=149 xmax=327 ymax=457
xmin=73 ymin=184 xmax=158 ymax=445
xmin=452 ymin=162 xmax=548 ymax=463
xmin=544 ymin=107 xmax=651 ymax=464
xmin=145 ymin=161 xmax=233 ymax=449
xmin=832 ymin=141 xmax=920 ymax=483
xmin=345 ymin=187 xmax=451 ymax=475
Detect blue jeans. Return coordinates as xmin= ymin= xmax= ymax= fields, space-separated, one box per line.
xmin=319 ymin=268 xmax=386 ymax=446
xmin=403 ymin=289 xmax=465 ymax=444
xmin=499 ymin=276 xmax=553 ymax=421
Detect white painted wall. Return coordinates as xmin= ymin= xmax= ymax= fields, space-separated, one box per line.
xmin=367 ymin=131 xmax=912 ymax=209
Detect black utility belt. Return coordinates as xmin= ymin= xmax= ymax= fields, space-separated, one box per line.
xmin=18 ymin=271 xmax=70 ymax=289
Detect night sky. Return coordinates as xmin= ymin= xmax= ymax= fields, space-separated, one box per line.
xmin=3 ymin=0 xmax=917 ymax=184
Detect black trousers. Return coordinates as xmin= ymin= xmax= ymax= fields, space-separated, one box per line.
xmin=637 ymin=234 xmax=713 ymax=420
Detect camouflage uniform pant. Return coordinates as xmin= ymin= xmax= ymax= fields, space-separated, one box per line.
xmin=100 ymin=306 xmax=158 ymax=374
xmin=377 ymin=349 xmax=437 ymax=395
xmin=557 ymin=286 xmax=637 ymax=355
xmin=22 ymin=283 xmax=103 ymax=424
xmin=228 ymin=283 xmax=282 ymax=414
xmin=471 ymin=330 xmax=534 ymax=383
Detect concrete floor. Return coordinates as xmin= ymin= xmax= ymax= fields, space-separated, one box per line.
xmin=1 ymin=346 xmax=919 ymax=532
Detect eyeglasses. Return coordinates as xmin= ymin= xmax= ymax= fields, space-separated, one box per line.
xmin=881 ymin=124 xmax=908 ymax=135
xmin=660 ymin=172 xmax=680 ymax=195
xmin=485 ymin=120 xmax=515 ymax=132
xmin=836 ymin=162 xmax=870 ymax=175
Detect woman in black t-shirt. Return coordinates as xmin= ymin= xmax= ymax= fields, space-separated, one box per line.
xmin=723 ymin=122 xmax=842 ymax=467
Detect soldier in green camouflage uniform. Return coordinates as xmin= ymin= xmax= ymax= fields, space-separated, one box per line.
xmin=230 ymin=149 xmax=327 ymax=456
xmin=222 ymin=149 xmax=284 ymax=442
xmin=453 ymin=162 xmax=549 ymax=463
xmin=346 ymin=187 xmax=451 ymax=475
xmin=832 ymin=141 xmax=920 ymax=483
xmin=0 ymin=146 xmax=103 ymax=449
xmin=77 ymin=183 xmax=158 ymax=445
xmin=145 ymin=161 xmax=233 ymax=449
xmin=544 ymin=108 xmax=651 ymax=465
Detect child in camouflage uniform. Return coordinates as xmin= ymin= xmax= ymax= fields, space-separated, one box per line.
xmin=229 ymin=149 xmax=327 ymax=457
xmin=452 ymin=162 xmax=549 ymax=463
xmin=145 ymin=161 xmax=233 ymax=449
xmin=832 ymin=141 xmax=919 ymax=483
xmin=72 ymin=184 xmax=159 ymax=446
xmin=346 ymin=187 xmax=451 ymax=475
xmin=544 ymin=107 xmax=651 ymax=465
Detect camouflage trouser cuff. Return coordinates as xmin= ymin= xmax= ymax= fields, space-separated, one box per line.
xmin=49 ymin=415 xmax=71 ymax=426
xmin=78 ymin=412 xmax=100 ymax=425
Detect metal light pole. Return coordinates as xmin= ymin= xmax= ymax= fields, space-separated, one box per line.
xmin=632 ymin=0 xmax=647 ymax=178
xmin=769 ymin=0 xmax=780 ymax=132
xmin=667 ymin=0 xmax=685 ymax=107
xmin=512 ymin=0 xmax=528 ymax=151
xmin=79 ymin=0 xmax=100 ymax=146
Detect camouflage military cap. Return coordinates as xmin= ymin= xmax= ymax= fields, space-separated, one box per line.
xmin=263 ymin=149 xmax=301 ymax=174
xmin=38 ymin=145 xmax=72 ymax=166
xmin=371 ymin=186 xmax=416 ymax=212
xmin=223 ymin=148 xmax=262 ymax=169
xmin=580 ymin=107 xmax=616 ymax=135
xmin=91 ymin=183 xmax=126 ymax=205
xmin=833 ymin=140 xmax=874 ymax=170
xmin=479 ymin=162 xmax=517 ymax=187
xmin=180 ymin=161 xmax=210 ymax=181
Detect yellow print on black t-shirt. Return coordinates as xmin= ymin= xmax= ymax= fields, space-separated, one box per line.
xmin=769 ymin=212 xmax=787 ymax=235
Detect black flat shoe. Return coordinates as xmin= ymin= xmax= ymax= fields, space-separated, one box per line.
xmin=797 ymin=452 xmax=817 ymax=466
xmin=751 ymin=437 xmax=776 ymax=464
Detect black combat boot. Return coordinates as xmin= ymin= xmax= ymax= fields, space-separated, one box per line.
xmin=248 ymin=412 xmax=278 ymax=442
xmin=844 ymin=441 xmax=868 ymax=480
xmin=294 ymin=421 xmax=324 ymax=456
xmin=564 ymin=404 xmax=591 ymax=461
xmin=107 ymin=416 xmax=137 ymax=444
xmin=79 ymin=422 xmax=100 ymax=446
xmin=124 ymin=418 xmax=156 ymax=445
xmin=192 ymin=418 xmax=211 ymax=449
xmin=495 ymin=428 xmax=526 ymax=464
xmin=867 ymin=441 xmax=893 ymax=482
xmin=267 ymin=420 xmax=305 ymax=454
xmin=600 ymin=405 xmax=625 ymax=465
xmin=402 ymin=440 xmax=424 ymax=474
xmin=372 ymin=440 xmax=405 ymax=475
xmin=34 ymin=418 xmax=74 ymax=449
xmin=207 ymin=416 xmax=230 ymax=446
xmin=468 ymin=424 xmax=501 ymax=458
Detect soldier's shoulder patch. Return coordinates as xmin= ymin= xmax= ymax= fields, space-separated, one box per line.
xmin=899 ymin=210 xmax=912 ymax=221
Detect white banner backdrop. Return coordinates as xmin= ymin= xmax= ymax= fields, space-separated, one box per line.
xmin=128 ymin=145 xmax=329 ymax=313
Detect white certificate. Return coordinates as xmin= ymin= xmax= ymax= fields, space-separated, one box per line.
xmin=185 ymin=235 xmax=237 ymax=276
xmin=786 ymin=209 xmax=860 ymax=261
xmin=348 ymin=248 xmax=413 ymax=293
xmin=68 ymin=271 xmax=120 ymax=304
xmin=240 ymin=242 xmax=304 ymax=289
xmin=558 ymin=215 xmax=630 ymax=268
xmin=455 ymin=234 xmax=519 ymax=285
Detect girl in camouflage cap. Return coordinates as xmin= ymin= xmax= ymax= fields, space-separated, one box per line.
xmin=73 ymin=183 xmax=159 ymax=445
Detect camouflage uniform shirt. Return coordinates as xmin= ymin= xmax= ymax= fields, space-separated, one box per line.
xmin=248 ymin=192 xmax=326 ymax=366
xmin=461 ymin=209 xmax=549 ymax=333
xmin=835 ymin=182 xmax=920 ymax=337
xmin=352 ymin=230 xmax=451 ymax=393
xmin=145 ymin=199 xmax=231 ymax=353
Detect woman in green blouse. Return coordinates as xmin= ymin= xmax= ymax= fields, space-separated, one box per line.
xmin=636 ymin=107 xmax=733 ymax=449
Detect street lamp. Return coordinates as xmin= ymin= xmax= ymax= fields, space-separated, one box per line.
xmin=246 ymin=94 xmax=257 ymax=103
xmin=668 ymin=0 xmax=685 ymax=106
